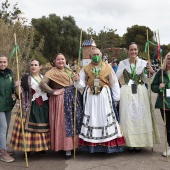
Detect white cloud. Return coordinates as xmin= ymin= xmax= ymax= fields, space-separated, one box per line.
xmin=8 ymin=0 xmax=170 ymax=44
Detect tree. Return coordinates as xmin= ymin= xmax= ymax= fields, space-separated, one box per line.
xmin=0 ymin=0 xmax=44 ymax=76
xmin=161 ymin=44 xmax=170 ymax=57
xmin=0 ymin=0 xmax=26 ymax=25
xmin=97 ymin=27 xmax=122 ymax=52
xmin=32 ymin=14 xmax=85 ymax=63
xmin=123 ymin=25 xmax=155 ymax=59
xmin=0 ymin=19 xmax=42 ymax=76
xmin=116 ymin=49 xmax=129 ymax=62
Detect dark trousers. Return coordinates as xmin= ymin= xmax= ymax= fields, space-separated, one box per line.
xmin=160 ymin=109 xmax=170 ymax=146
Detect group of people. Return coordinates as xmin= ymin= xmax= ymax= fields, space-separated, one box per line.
xmin=0 ymin=42 xmax=170 ymax=163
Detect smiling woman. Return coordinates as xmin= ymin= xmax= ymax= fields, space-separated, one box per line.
xmin=10 ymin=59 xmax=50 ymax=159
xmin=0 ymin=55 xmax=15 ymax=163
xmin=54 ymin=53 xmax=66 ymax=69
xmin=0 ymin=55 xmax=8 ymax=70
xmin=116 ymin=42 xmax=160 ymax=152
xmin=39 ymin=53 xmax=83 ymax=160
xmin=151 ymin=52 xmax=170 ymax=157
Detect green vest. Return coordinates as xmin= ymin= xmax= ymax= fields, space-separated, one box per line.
xmin=123 ymin=69 xmax=144 ymax=85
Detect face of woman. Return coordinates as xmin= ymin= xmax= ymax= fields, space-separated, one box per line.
xmin=166 ymin=55 xmax=170 ymax=68
xmin=128 ymin=44 xmax=138 ymax=59
xmin=55 ymin=54 xmax=66 ymax=69
xmin=0 ymin=57 xmax=8 ymax=70
xmin=30 ymin=60 xmax=41 ymax=74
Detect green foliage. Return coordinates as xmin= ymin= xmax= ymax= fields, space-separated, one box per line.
xmin=0 ymin=0 xmax=44 ymax=77
xmin=0 ymin=19 xmax=44 ymax=77
xmin=32 ymin=14 xmax=86 ymax=64
xmin=123 ymin=25 xmax=153 ymax=48
xmin=116 ymin=49 xmax=129 ymax=61
xmin=139 ymin=52 xmax=148 ymax=60
xmin=0 ymin=0 xmax=25 ymax=25
xmin=97 ymin=27 xmax=122 ymax=51
xmin=161 ymin=44 xmax=170 ymax=57
xmin=1 ymin=0 xmax=169 ymax=68
xmin=123 ymin=25 xmax=157 ymax=60
xmin=34 ymin=53 xmax=47 ymax=65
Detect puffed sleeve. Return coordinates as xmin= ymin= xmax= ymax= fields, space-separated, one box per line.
xmin=109 ymin=70 xmax=120 ymax=101
xmin=116 ymin=61 xmax=125 ymax=80
xmin=74 ymin=68 xmax=86 ymax=89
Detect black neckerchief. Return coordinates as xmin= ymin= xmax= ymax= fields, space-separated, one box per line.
xmin=0 ymin=68 xmax=12 ymax=77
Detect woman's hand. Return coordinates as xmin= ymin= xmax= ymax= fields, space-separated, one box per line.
xmin=73 ymin=73 xmax=80 ymax=81
xmin=15 ymin=80 xmax=21 ymax=96
xmin=159 ymin=83 xmax=165 ymax=90
xmin=146 ymin=63 xmax=155 ymax=75
xmin=15 ymin=80 xmax=21 ymax=87
xmin=53 ymin=88 xmax=65 ymax=96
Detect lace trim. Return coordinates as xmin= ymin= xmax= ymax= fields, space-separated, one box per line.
xmin=31 ymin=76 xmax=48 ymax=101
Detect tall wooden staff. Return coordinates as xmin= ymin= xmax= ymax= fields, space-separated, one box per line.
xmin=157 ymin=31 xmax=168 ymax=161
xmin=73 ymin=29 xmax=82 ymax=159
xmin=146 ymin=30 xmax=153 ymax=100
xmin=146 ymin=30 xmax=154 ymax=153
xmin=146 ymin=30 xmax=161 ymax=154
xmin=14 ymin=33 xmax=29 ymax=167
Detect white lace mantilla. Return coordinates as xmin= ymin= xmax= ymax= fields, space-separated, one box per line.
xmin=31 ymin=75 xmax=48 ymax=101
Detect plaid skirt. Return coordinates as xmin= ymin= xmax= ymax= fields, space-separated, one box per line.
xmin=10 ymin=101 xmax=50 ymax=152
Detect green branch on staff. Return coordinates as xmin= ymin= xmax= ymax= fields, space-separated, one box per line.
xmin=144 ymin=40 xmax=157 ymax=53
xmin=10 ymin=45 xmax=20 ymax=58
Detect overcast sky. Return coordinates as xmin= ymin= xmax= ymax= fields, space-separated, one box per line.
xmin=9 ymin=0 xmax=170 ymax=45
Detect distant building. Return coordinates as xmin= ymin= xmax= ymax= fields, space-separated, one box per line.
xmin=81 ymin=38 xmax=96 ymax=66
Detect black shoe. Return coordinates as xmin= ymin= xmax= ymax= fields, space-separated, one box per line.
xmin=38 ymin=150 xmax=47 ymax=156
xmin=65 ymin=155 xmax=72 ymax=160
xmin=134 ymin=147 xmax=141 ymax=153
xmin=23 ymin=151 xmax=31 ymax=159
xmin=128 ymin=147 xmax=135 ymax=153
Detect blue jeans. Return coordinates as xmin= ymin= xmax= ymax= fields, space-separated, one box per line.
xmin=0 ymin=111 xmax=12 ymax=149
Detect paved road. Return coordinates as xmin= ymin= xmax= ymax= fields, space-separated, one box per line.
xmin=1 ymin=93 xmax=170 ymax=170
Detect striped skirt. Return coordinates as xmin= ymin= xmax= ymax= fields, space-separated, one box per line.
xmin=49 ymin=86 xmax=83 ymax=151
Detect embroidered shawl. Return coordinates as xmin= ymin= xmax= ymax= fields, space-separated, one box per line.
xmin=45 ymin=67 xmax=73 ymax=86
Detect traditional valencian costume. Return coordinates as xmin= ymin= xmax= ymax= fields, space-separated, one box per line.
xmin=78 ymin=61 xmax=125 ymax=153
xmin=40 ymin=67 xmax=83 ymax=152
xmin=116 ymin=57 xmax=160 ymax=148
xmin=10 ymin=74 xmax=50 ymax=152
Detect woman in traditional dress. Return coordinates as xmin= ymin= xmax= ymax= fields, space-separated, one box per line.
xmin=10 ymin=60 xmax=50 ymax=158
xmin=74 ymin=48 xmax=125 ymax=153
xmin=39 ymin=53 xmax=83 ymax=159
xmin=116 ymin=42 xmax=159 ymax=152
xmin=151 ymin=52 xmax=170 ymax=156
